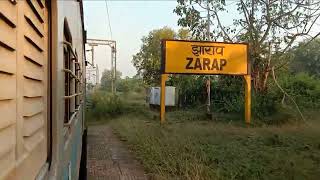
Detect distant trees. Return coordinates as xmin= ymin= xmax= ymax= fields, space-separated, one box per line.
xmin=132 ymin=27 xmax=192 ymax=85
xmin=100 ymin=69 xmax=122 ymax=91
xmin=100 ymin=69 xmax=144 ymax=94
xmin=291 ymin=39 xmax=320 ymax=77
xmin=117 ymin=76 xmax=145 ymax=94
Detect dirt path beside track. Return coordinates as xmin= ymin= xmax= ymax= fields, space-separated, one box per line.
xmin=87 ymin=125 xmax=148 ymax=180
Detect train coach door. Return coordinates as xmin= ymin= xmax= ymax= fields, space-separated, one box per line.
xmin=0 ymin=0 xmax=50 ymax=179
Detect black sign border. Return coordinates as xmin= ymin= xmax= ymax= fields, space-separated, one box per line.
xmin=161 ymin=39 xmax=250 ymax=75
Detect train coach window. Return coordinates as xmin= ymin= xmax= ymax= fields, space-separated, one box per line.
xmin=64 ymin=43 xmax=72 ymax=123
xmin=63 ymin=20 xmax=74 ymax=124
xmin=75 ymin=51 xmax=80 ymax=109
xmin=63 ymin=20 xmax=82 ymax=125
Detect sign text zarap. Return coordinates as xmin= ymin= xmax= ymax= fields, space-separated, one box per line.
xmin=162 ymin=40 xmax=248 ymax=75
xmin=185 ymin=45 xmax=227 ymax=71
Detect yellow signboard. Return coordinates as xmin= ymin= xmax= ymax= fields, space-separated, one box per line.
xmin=161 ymin=40 xmax=249 ymax=75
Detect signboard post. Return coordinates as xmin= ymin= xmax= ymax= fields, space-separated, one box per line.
xmin=160 ymin=39 xmax=251 ymax=124
xmin=244 ymin=75 xmax=251 ymax=124
xmin=160 ymin=74 xmax=168 ymax=124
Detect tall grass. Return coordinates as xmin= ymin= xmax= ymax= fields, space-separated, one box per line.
xmin=110 ymin=115 xmax=320 ymax=180
xmin=87 ymin=91 xmax=124 ymax=120
xmin=88 ymin=89 xmax=320 ymax=179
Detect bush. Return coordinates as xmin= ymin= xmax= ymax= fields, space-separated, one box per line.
xmin=89 ymin=91 xmax=124 ymax=119
xmin=252 ymin=90 xmax=279 ymax=119
xmin=169 ymin=72 xmax=320 ymax=124
xmin=253 ymin=72 xmax=320 ymax=123
xmin=280 ymin=73 xmax=320 ymax=109
xmin=211 ymin=76 xmax=244 ymax=113
xmin=211 ymin=73 xmax=320 ymax=123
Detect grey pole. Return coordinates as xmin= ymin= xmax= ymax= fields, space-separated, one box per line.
xmin=96 ymin=64 xmax=99 ymax=85
xmin=206 ymin=0 xmax=211 ymax=115
xmin=111 ymin=46 xmax=114 ymax=94
xmin=114 ymin=44 xmax=117 ymax=93
xmin=91 ymin=46 xmax=95 ymax=66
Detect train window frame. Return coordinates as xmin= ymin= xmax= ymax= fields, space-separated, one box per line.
xmin=63 ymin=19 xmax=83 ymax=128
xmin=63 ymin=19 xmax=74 ymax=125
xmin=64 ymin=35 xmax=71 ymax=123
xmin=75 ymin=50 xmax=80 ymax=109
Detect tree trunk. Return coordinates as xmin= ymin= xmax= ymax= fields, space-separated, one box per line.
xmin=251 ymin=42 xmax=272 ymax=94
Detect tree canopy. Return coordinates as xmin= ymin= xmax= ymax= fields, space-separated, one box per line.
xmin=132 ymin=27 xmax=176 ymax=85
xmin=291 ymin=38 xmax=320 ymax=77
xmin=174 ymin=0 xmax=320 ymax=92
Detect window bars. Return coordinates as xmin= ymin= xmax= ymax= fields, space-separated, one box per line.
xmin=63 ymin=41 xmax=83 ymax=126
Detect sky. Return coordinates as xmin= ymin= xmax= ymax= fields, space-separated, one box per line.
xmin=83 ymin=1 xmax=181 ymax=81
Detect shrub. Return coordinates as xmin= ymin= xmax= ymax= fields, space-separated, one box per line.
xmin=211 ymin=76 xmax=244 ymax=113
xmin=211 ymin=73 xmax=320 ymax=123
xmin=252 ymin=90 xmax=279 ymax=119
xmin=280 ymin=73 xmax=320 ymax=109
xmin=90 ymin=91 xmax=124 ymax=119
xmin=253 ymin=72 xmax=320 ymax=123
xmin=169 ymin=72 xmax=320 ymax=123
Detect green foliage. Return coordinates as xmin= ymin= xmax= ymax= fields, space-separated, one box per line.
xmin=170 ymin=71 xmax=320 ymax=123
xmin=132 ymin=27 xmax=176 ymax=85
xmin=87 ymin=82 xmax=320 ymax=180
xmin=89 ymin=91 xmax=124 ymax=119
xmin=175 ymin=0 xmax=226 ymax=40
xmin=117 ymin=78 xmax=130 ymax=94
xmin=100 ymin=69 xmax=122 ymax=91
xmin=174 ymin=0 xmax=319 ymax=45
xmin=169 ymin=75 xmax=245 ymax=114
xmin=111 ymin=113 xmax=320 ymax=180
xmin=291 ymin=39 xmax=320 ymax=77
xmin=132 ymin=27 xmax=192 ymax=86
xmin=279 ymin=73 xmax=320 ymax=110
xmin=174 ymin=0 xmax=320 ymax=94
xmin=252 ymin=91 xmax=279 ymax=120
xmin=177 ymin=28 xmax=191 ymax=40
xmin=252 ymin=72 xmax=320 ymax=122
xmin=117 ymin=76 xmax=145 ymax=94
xmin=211 ymin=76 xmax=244 ymax=113
xmin=169 ymin=75 xmax=207 ymax=107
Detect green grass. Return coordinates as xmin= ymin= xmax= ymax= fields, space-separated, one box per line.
xmin=110 ymin=113 xmax=320 ymax=180
xmin=88 ymin=91 xmax=320 ymax=180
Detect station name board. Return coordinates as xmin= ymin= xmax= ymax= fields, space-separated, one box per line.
xmin=161 ymin=40 xmax=249 ymax=75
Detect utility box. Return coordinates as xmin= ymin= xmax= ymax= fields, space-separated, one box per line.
xmin=148 ymin=86 xmax=176 ymax=106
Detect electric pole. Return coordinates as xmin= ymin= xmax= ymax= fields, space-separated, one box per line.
xmin=91 ymin=46 xmax=95 ymax=66
xmin=112 ymin=45 xmax=117 ymax=93
xmin=111 ymin=46 xmax=114 ymax=93
xmin=86 ymin=39 xmax=117 ymax=94
xmin=96 ymin=64 xmax=99 ymax=86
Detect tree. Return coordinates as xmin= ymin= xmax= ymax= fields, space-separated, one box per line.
xmin=132 ymin=27 xmax=176 ymax=85
xmin=175 ymin=0 xmax=320 ymax=93
xmin=117 ymin=78 xmax=130 ymax=94
xmin=100 ymin=69 xmax=122 ymax=91
xmin=291 ymin=38 xmax=320 ymax=77
xmin=177 ymin=28 xmax=191 ymax=40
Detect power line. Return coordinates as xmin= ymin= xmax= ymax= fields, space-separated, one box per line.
xmin=104 ymin=0 xmax=113 ymax=39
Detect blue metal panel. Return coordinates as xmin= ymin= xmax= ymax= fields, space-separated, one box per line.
xmin=62 ymin=117 xmax=83 ymax=180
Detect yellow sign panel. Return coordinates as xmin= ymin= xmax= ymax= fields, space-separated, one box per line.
xmin=161 ymin=40 xmax=249 ymax=75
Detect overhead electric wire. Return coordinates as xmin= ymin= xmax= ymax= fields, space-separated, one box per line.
xmin=104 ymin=0 xmax=113 ymax=39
